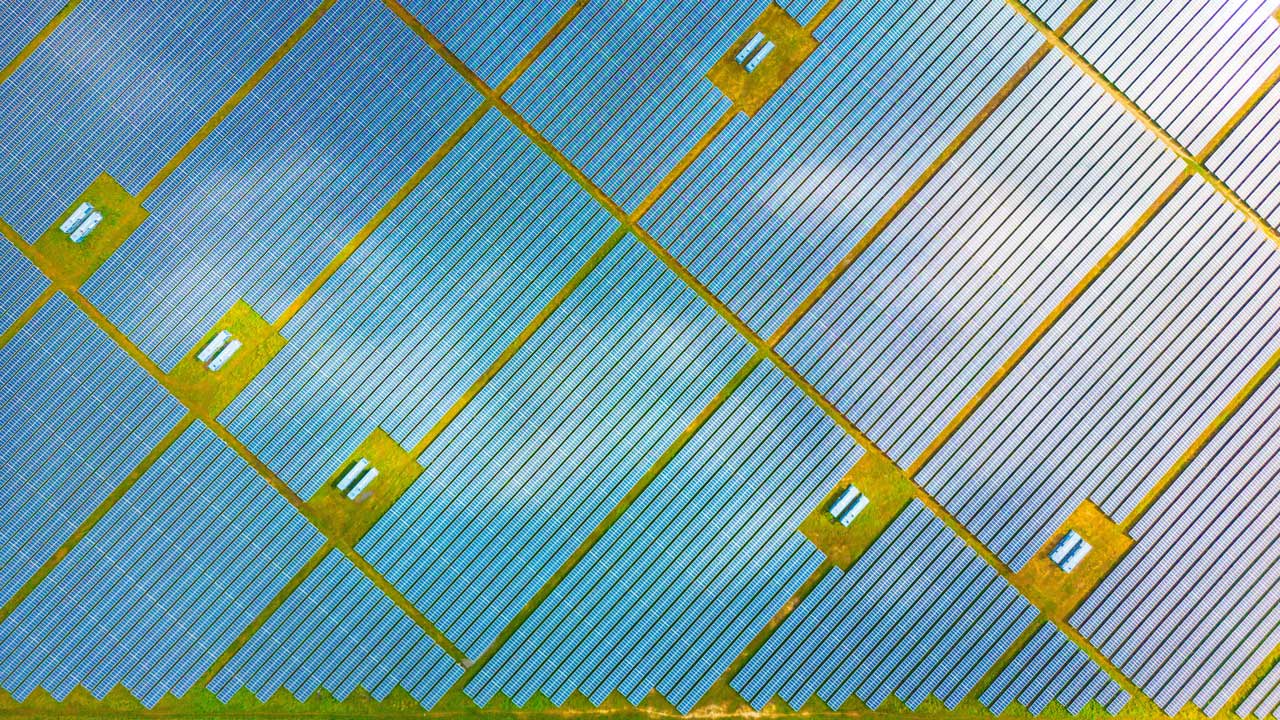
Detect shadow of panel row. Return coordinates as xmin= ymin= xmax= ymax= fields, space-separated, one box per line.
xmin=80 ymin=0 xmax=480 ymax=371
xmin=209 ymin=549 xmax=462 ymax=709
xmin=467 ymin=361 xmax=863 ymax=712
xmin=0 ymin=294 xmax=184 ymax=608
xmin=0 ymin=0 xmax=317 ymax=240
xmin=0 ymin=422 xmax=324 ymax=707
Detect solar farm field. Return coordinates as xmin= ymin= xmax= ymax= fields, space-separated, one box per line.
xmin=3 ymin=0 xmax=1280 ymax=718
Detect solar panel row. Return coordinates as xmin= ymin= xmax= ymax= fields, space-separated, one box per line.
xmin=1074 ymin=330 xmax=1280 ymax=715
xmin=733 ymin=500 xmax=1037 ymax=711
xmin=83 ymin=0 xmax=480 ymax=371
xmin=0 ymin=0 xmax=317 ymax=239
xmin=647 ymin=0 xmax=1043 ymax=338
xmin=468 ymin=362 xmax=862 ymax=712
xmin=209 ymin=550 xmax=462 ymax=708
xmin=0 ymin=294 xmax=184 ymax=607
xmin=920 ymin=177 xmax=1280 ymax=572
xmin=0 ymin=422 xmax=324 ymax=707
xmin=980 ymin=623 xmax=1128 ymax=715
xmin=779 ymin=48 xmax=1177 ymax=466
xmin=358 ymin=236 xmax=755 ymax=658
xmin=222 ymin=107 xmax=616 ymax=498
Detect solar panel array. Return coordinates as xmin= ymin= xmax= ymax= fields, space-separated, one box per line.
xmin=359 ymin=236 xmax=754 ymax=658
xmin=402 ymin=0 xmax=573 ymax=86
xmin=5 ymin=0 xmax=1280 ymax=715
xmin=0 ymin=241 xmax=45 ymax=330
xmin=223 ymin=107 xmax=615 ymax=497
xmin=0 ymin=0 xmax=61 ymax=67
xmin=777 ymin=48 xmax=1177 ymax=465
xmin=733 ymin=501 xmax=1038 ymax=711
xmin=918 ymin=177 xmax=1280 ymax=570
xmin=0 ymin=0 xmax=316 ymax=240
xmin=647 ymin=0 xmax=1044 ymax=338
xmin=468 ymin=362 xmax=862 ymax=712
xmin=1065 ymin=0 xmax=1280 ymax=152
xmin=209 ymin=550 xmax=462 ymax=708
xmin=1073 ymin=325 xmax=1280 ymax=715
xmin=981 ymin=623 xmax=1129 ymax=715
xmin=509 ymin=0 xmax=819 ymax=212
xmin=1209 ymin=78 xmax=1280 ymax=229
xmin=82 ymin=0 xmax=479 ymax=370
xmin=0 ymin=422 xmax=324 ymax=706
xmin=0 ymin=294 xmax=184 ymax=606
xmin=1240 ymin=661 xmax=1280 ymax=720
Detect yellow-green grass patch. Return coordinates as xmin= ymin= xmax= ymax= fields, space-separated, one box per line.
xmin=166 ymin=299 xmax=285 ymax=416
xmin=800 ymin=451 xmax=915 ymax=570
xmin=307 ymin=428 xmax=424 ymax=545
xmin=1014 ymin=500 xmax=1133 ymax=622
xmin=706 ymin=3 xmax=817 ymax=116
xmin=32 ymin=173 xmax=147 ymax=288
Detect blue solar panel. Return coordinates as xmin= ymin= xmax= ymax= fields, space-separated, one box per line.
xmin=0 ymin=422 xmax=324 ymax=707
xmin=467 ymin=362 xmax=862 ymax=712
xmin=82 ymin=0 xmax=480 ymax=371
xmin=403 ymin=0 xmax=575 ymax=86
xmin=733 ymin=500 xmax=1038 ymax=711
xmin=1065 ymin=0 xmax=1280 ymax=152
xmin=357 ymin=235 xmax=755 ymax=658
xmin=0 ymin=294 xmax=184 ymax=607
xmin=1074 ymin=330 xmax=1280 ymax=715
xmin=221 ymin=108 xmax=615 ymax=498
xmin=981 ymin=623 xmax=1128 ymax=715
xmin=509 ymin=0 xmax=818 ymax=212
xmin=0 ymin=0 xmax=317 ymax=240
xmin=0 ymin=0 xmax=62 ymax=68
xmin=646 ymin=0 xmax=1045 ymax=337
xmin=917 ymin=177 xmax=1280 ymax=571
xmin=777 ymin=50 xmax=1177 ymax=465
xmin=0 ymin=241 xmax=46 ymax=331
xmin=209 ymin=550 xmax=461 ymax=708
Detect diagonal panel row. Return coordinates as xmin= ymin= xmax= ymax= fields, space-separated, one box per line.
xmin=733 ymin=500 xmax=1038 ymax=711
xmin=358 ymin=236 xmax=755 ymax=658
xmin=210 ymin=549 xmax=461 ymax=708
xmin=222 ymin=107 xmax=616 ymax=499
xmin=468 ymin=361 xmax=862 ymax=712
xmin=0 ymin=0 xmax=318 ymax=239
xmin=0 ymin=422 xmax=324 ymax=707
xmin=82 ymin=0 xmax=480 ymax=370
xmin=0 ymin=294 xmax=184 ymax=607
